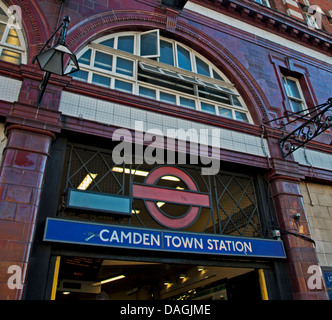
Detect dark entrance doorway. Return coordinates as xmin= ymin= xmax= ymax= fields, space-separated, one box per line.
xmin=54 ymin=257 xmax=264 ymax=300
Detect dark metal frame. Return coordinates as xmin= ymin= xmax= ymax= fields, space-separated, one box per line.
xmin=279 ymin=98 xmax=332 ymax=157
xmin=65 ymin=144 xmax=125 ymax=195
xmin=62 ymin=144 xmax=264 ymax=238
xmin=264 ymin=98 xmax=332 ymax=158
xmin=214 ymin=173 xmax=262 ymax=238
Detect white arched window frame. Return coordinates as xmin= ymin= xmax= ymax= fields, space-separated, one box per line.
xmin=69 ymin=31 xmax=252 ymax=123
xmin=0 ymin=1 xmax=27 ymax=65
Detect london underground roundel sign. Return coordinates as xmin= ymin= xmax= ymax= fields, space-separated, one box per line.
xmin=132 ymin=166 xmax=210 ymax=229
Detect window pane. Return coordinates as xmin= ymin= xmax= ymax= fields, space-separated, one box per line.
xmin=140 ymin=30 xmax=159 ymax=57
xmin=201 ymin=102 xmax=216 ymax=114
xmin=94 ymin=51 xmax=112 ymax=71
xmin=235 ymin=111 xmax=249 ymax=122
xmin=92 ymin=74 xmax=111 ymax=87
xmin=290 ymin=99 xmax=304 ymax=113
xmin=287 ymin=79 xmax=301 ymax=99
xmin=116 ymin=57 xmax=133 ymax=76
xmin=78 ymin=49 xmax=91 ymax=65
xmin=177 ymin=45 xmax=192 ymax=71
xmin=0 ymin=49 xmax=21 ymax=64
xmin=213 ymin=70 xmax=224 ymax=81
xmin=100 ymin=38 xmax=114 ymax=48
xmin=118 ymin=35 xmax=134 ymax=54
xmin=114 ymin=79 xmax=133 ymax=93
xmin=72 ymin=69 xmax=89 ymax=81
xmin=5 ymin=28 xmax=20 ymax=46
xmin=284 ymin=78 xmax=301 ymax=99
xmin=160 ymin=40 xmax=174 ymax=66
xmin=180 ymin=97 xmax=196 ymax=109
xmin=218 ymin=107 xmax=232 ymax=119
xmin=283 ymin=77 xmax=289 ymax=95
xmin=0 ymin=24 xmax=5 ymax=41
xmin=160 ymin=92 xmax=176 ymax=104
xmin=139 ymin=86 xmax=156 ymax=99
xmin=232 ymin=96 xmax=242 ymax=107
xmin=196 ymin=56 xmax=210 ymax=77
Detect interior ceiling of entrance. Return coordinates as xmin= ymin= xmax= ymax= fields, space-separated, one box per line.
xmin=57 ymin=257 xmax=253 ymax=300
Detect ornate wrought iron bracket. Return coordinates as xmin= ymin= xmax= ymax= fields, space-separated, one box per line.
xmin=279 ymin=98 xmax=332 ymax=157
xmin=264 ymin=98 xmax=332 ymax=158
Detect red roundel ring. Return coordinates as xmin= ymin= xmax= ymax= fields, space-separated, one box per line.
xmin=132 ymin=166 xmax=210 ymax=229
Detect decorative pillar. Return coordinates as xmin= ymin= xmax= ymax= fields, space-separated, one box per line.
xmin=0 ymin=125 xmax=55 ymax=299
xmin=268 ymin=174 xmax=329 ymax=300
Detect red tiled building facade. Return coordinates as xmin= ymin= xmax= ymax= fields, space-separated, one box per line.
xmin=0 ymin=0 xmax=331 ymax=300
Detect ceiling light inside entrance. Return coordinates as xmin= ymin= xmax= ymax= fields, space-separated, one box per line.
xmin=112 ymin=167 xmax=180 ymax=181
xmin=77 ymin=173 xmax=98 ymax=190
xmin=100 ymin=274 xmax=126 ymax=285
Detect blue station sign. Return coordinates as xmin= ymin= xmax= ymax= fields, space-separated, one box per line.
xmin=43 ymin=218 xmax=286 ymax=259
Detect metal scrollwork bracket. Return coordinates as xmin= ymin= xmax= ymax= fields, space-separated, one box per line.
xmin=279 ymin=98 xmax=332 ymax=158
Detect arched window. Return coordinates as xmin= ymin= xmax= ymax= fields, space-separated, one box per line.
xmin=0 ymin=1 xmax=26 ymax=64
xmin=70 ymin=31 xmax=252 ymax=123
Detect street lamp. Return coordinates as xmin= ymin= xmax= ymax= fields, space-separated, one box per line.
xmin=32 ymin=16 xmax=79 ymax=106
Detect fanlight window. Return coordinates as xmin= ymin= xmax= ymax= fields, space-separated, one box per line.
xmin=0 ymin=2 xmax=26 ymax=65
xmin=69 ymin=31 xmax=252 ymax=123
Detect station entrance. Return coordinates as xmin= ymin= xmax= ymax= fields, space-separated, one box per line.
xmin=54 ymin=256 xmax=265 ymax=300
xmin=41 ymin=146 xmax=283 ymax=301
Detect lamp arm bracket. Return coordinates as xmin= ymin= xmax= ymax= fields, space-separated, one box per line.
xmin=32 ymin=22 xmax=64 ymax=64
xmin=279 ymin=99 xmax=332 ymax=157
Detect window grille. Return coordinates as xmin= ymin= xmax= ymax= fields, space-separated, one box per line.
xmin=214 ymin=174 xmax=262 ymax=238
xmin=61 ymin=145 xmax=263 ymax=238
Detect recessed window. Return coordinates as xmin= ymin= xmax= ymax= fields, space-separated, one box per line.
xmin=177 ymin=45 xmax=192 ymax=71
xmin=69 ymin=31 xmax=252 ymax=123
xmin=283 ymin=76 xmax=307 ymax=113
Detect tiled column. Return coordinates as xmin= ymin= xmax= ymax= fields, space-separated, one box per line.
xmin=268 ymin=174 xmax=329 ymax=300
xmin=0 ymin=125 xmax=54 ymax=300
